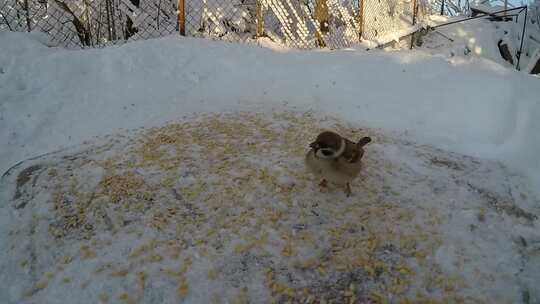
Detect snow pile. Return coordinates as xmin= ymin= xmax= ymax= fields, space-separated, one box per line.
xmin=1 ymin=31 xmax=539 ymax=196
xmin=1 ymin=112 xmax=539 ymax=303
xmin=192 ymin=0 xmax=255 ymax=40
xmin=420 ymin=13 xmax=540 ymax=72
xmin=525 ymin=2 xmax=540 ymax=73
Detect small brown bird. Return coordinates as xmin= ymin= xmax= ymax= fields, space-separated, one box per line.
xmin=305 ymin=131 xmax=371 ymax=196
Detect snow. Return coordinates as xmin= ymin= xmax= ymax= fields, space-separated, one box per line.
xmin=421 ymin=13 xmax=540 ymax=71
xmin=422 ymin=17 xmax=514 ymax=66
xmin=0 ymin=30 xmax=539 ymax=303
xmin=470 ymin=3 xmax=508 ymax=14
xmin=361 ymin=24 xmax=422 ymax=48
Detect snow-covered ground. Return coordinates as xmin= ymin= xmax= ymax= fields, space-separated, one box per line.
xmin=0 ymin=29 xmax=540 ymax=303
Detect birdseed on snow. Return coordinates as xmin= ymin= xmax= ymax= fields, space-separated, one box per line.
xmin=3 ymin=111 xmax=538 ymax=304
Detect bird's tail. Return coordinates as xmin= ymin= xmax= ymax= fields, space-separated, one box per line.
xmin=357 ymin=137 xmax=371 ymax=147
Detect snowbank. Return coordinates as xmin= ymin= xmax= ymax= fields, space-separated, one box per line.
xmin=0 ymin=31 xmax=539 ymax=196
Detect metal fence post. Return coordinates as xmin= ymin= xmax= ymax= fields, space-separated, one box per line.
xmin=516 ymin=7 xmax=527 ymax=71
xmin=440 ymin=0 xmax=445 ymax=15
xmin=178 ymin=0 xmax=185 ymax=36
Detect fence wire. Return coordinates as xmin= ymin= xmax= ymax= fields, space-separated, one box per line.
xmin=0 ymin=0 xmax=427 ymax=49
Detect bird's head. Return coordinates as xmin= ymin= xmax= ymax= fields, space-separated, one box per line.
xmin=310 ymin=131 xmax=345 ymax=159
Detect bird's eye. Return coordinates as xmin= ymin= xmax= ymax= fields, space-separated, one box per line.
xmin=322 ymin=150 xmax=333 ymax=156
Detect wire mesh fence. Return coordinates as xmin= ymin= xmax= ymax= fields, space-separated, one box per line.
xmin=0 ymin=0 xmax=429 ymax=49
xmin=0 ymin=0 xmax=178 ymax=47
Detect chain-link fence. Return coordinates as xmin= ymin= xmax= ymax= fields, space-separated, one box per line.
xmin=0 ymin=0 xmax=429 ymax=49
xmin=0 ymin=0 xmax=178 ymax=47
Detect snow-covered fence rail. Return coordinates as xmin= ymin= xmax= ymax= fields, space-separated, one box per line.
xmin=0 ymin=0 xmax=429 ymax=48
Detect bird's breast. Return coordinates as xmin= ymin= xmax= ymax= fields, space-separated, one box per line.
xmin=305 ymin=150 xmax=362 ymax=184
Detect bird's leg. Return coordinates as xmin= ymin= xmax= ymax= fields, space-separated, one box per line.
xmin=345 ymin=183 xmax=352 ymax=197
xmin=319 ymin=179 xmax=328 ymax=188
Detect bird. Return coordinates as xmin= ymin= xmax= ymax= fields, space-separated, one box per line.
xmin=305 ymin=131 xmax=371 ymax=197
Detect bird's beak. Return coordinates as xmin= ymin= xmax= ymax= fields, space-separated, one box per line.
xmin=309 ymin=142 xmax=319 ymax=150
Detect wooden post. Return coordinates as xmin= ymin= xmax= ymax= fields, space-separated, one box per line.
xmin=412 ymin=0 xmax=417 ymax=25
xmin=256 ymin=0 xmax=263 ymax=37
xmin=314 ymin=0 xmax=328 ymax=47
xmin=503 ymin=0 xmax=508 ymax=19
xmin=410 ymin=0 xmax=417 ymax=49
xmin=358 ymin=0 xmax=364 ymax=41
xmin=178 ymin=0 xmax=185 ymax=36
xmin=24 ymin=0 xmax=31 ymax=32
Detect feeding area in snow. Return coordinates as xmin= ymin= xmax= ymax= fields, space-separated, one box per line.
xmin=0 ymin=13 xmax=540 ymax=303
xmin=1 ymin=111 xmax=539 ymax=304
